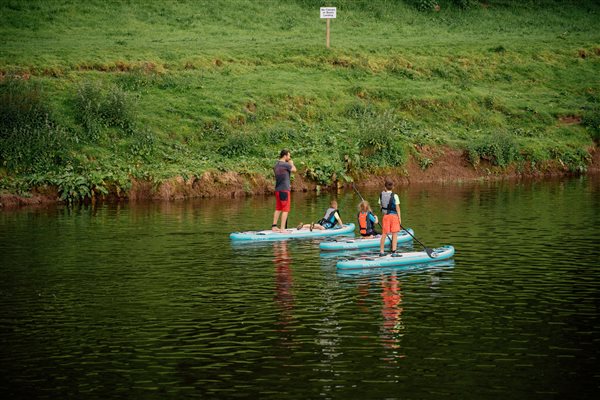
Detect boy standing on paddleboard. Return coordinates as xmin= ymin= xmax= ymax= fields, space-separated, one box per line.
xmin=379 ymin=178 xmax=402 ymax=256
xmin=272 ymin=149 xmax=297 ymax=231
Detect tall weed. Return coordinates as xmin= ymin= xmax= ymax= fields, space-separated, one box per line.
xmin=0 ymin=78 xmax=50 ymax=133
xmin=218 ymin=132 xmax=261 ymax=158
xmin=582 ymin=105 xmax=600 ymax=142
xmin=407 ymin=0 xmax=439 ymax=11
xmin=102 ymin=87 xmax=135 ymax=132
xmin=445 ymin=0 xmax=478 ymax=9
xmin=467 ymin=133 xmax=520 ymax=167
xmin=356 ymin=110 xmax=408 ymax=168
xmin=550 ymin=145 xmax=590 ymax=173
xmin=74 ymin=82 xmax=104 ymax=141
xmin=129 ymin=129 xmax=156 ymax=159
xmin=304 ymin=157 xmax=349 ymax=186
xmin=0 ymin=78 xmax=69 ymax=172
xmin=74 ymin=82 xmax=135 ymax=141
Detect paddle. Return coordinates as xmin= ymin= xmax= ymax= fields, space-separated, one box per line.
xmin=351 ymin=183 xmax=435 ymax=258
xmin=399 ymin=224 xmax=435 ymax=258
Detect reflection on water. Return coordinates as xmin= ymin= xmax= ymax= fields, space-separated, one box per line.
xmin=380 ymin=272 xmax=404 ymax=355
xmin=273 ymin=241 xmax=294 ymax=338
xmin=0 ymin=176 xmax=599 ymax=398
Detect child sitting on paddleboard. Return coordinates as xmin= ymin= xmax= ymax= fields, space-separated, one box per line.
xmin=297 ymin=200 xmax=343 ymax=231
xmin=379 ymin=179 xmax=401 ymax=256
xmin=357 ymin=200 xmax=379 ymax=238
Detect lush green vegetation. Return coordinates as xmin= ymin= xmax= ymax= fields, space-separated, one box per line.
xmin=1 ymin=0 xmax=599 ymax=201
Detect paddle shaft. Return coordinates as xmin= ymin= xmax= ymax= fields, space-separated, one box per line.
xmin=352 ymin=183 xmax=434 ymax=257
xmin=399 ymin=224 xmax=433 ymax=255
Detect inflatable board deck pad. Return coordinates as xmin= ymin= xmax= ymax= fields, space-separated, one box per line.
xmin=230 ymin=223 xmax=356 ymax=242
xmin=336 ymin=245 xmax=455 ymax=269
xmin=319 ymin=228 xmax=414 ymax=251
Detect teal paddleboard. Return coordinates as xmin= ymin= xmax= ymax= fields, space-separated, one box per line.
xmin=337 ymin=259 xmax=455 ymax=277
xmin=336 ymin=245 xmax=455 ymax=269
xmin=230 ymin=223 xmax=355 ymax=241
xmin=319 ymin=228 xmax=414 ymax=251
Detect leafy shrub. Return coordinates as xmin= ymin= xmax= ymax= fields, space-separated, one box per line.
xmin=74 ymin=82 xmax=135 ymax=141
xmin=129 ymin=129 xmax=156 ymax=159
xmin=0 ymin=124 xmax=70 ymax=173
xmin=74 ymin=82 xmax=104 ymax=141
xmin=550 ymin=146 xmax=590 ymax=173
xmin=447 ymin=0 xmax=478 ymax=9
xmin=339 ymin=139 xmax=362 ymax=174
xmin=102 ymin=86 xmax=135 ymax=132
xmin=357 ymin=110 xmax=408 ymax=168
xmin=520 ymin=146 xmax=549 ymax=170
xmin=304 ymin=157 xmax=348 ymax=186
xmin=52 ymin=163 xmax=133 ymax=204
xmin=344 ymin=101 xmax=377 ymax=119
xmin=0 ymin=78 xmax=50 ymax=133
xmin=418 ymin=156 xmax=434 ymax=170
xmin=467 ymin=133 xmax=520 ymax=167
xmin=201 ymin=119 xmax=229 ymax=140
xmin=406 ymin=0 xmax=438 ymax=11
xmin=53 ymin=164 xmax=115 ymax=204
xmin=582 ymin=105 xmax=600 ymax=142
xmin=55 ymin=166 xmax=95 ymax=203
xmin=116 ymin=70 xmax=154 ymax=91
xmin=218 ymin=132 xmax=259 ymax=157
xmin=262 ymin=126 xmax=304 ymax=145
xmin=0 ymin=78 xmax=69 ymax=172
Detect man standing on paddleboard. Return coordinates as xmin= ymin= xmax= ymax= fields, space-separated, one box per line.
xmin=272 ymin=149 xmax=297 ymax=231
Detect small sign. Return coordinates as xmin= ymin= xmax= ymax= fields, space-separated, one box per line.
xmin=320 ymin=7 xmax=336 ymax=19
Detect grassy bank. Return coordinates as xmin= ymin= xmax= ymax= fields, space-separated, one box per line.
xmin=1 ymin=0 xmax=599 ymax=202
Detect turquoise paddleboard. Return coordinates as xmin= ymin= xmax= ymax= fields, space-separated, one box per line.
xmin=230 ymin=223 xmax=355 ymax=241
xmin=336 ymin=245 xmax=455 ymax=269
xmin=319 ymin=228 xmax=414 ymax=251
xmin=337 ymin=259 xmax=455 ymax=277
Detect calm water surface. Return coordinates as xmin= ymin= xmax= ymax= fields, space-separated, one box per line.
xmin=1 ymin=176 xmax=599 ymax=399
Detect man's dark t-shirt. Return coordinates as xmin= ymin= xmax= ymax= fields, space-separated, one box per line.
xmin=274 ymin=161 xmax=292 ymax=191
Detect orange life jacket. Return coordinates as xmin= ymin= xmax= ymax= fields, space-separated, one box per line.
xmin=358 ymin=211 xmax=375 ymax=235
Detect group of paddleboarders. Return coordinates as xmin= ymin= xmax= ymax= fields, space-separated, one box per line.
xmin=271 ymin=150 xmax=403 ymax=256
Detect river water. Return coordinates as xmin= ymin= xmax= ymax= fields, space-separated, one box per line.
xmin=1 ymin=176 xmax=598 ymax=399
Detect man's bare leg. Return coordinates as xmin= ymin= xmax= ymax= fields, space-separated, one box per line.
xmin=280 ymin=212 xmax=289 ymax=231
xmin=272 ymin=210 xmax=281 ymax=231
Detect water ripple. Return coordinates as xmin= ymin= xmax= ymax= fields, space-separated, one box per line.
xmin=1 ymin=178 xmax=599 ymax=398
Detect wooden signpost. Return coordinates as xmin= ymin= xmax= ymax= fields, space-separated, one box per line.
xmin=320 ymin=7 xmax=336 ymax=48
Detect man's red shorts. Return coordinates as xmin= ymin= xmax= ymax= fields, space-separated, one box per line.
xmin=275 ymin=190 xmax=291 ymax=212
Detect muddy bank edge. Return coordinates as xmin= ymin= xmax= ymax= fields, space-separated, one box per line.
xmin=2 ymin=146 xmax=599 ymax=209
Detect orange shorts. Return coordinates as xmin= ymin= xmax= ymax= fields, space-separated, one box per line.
xmin=382 ymin=214 xmax=400 ymax=234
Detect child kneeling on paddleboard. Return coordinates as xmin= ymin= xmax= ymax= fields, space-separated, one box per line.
xmin=297 ymin=200 xmax=343 ymax=231
xmin=379 ymin=179 xmax=401 ymax=256
xmin=357 ymin=200 xmax=379 ymax=238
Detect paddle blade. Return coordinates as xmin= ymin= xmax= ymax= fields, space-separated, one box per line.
xmin=425 ymin=248 xmax=436 ymax=258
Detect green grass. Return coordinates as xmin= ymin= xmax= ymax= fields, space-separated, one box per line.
xmin=1 ymin=0 xmax=599 ymax=200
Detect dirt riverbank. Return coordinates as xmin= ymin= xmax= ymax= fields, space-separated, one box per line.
xmin=2 ymin=146 xmax=598 ymax=209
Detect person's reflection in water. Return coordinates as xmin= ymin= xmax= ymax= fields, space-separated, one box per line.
xmin=356 ymin=277 xmax=371 ymax=314
xmin=380 ymin=272 xmax=404 ymax=361
xmin=273 ymin=241 xmax=295 ymax=346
